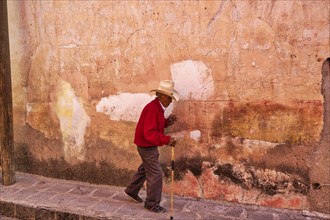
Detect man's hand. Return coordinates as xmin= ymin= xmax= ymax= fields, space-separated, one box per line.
xmin=168 ymin=138 xmax=176 ymax=147
xmin=167 ymin=114 xmax=177 ymax=126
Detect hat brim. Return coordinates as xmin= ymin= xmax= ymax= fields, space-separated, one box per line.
xmin=150 ymin=89 xmax=179 ymax=101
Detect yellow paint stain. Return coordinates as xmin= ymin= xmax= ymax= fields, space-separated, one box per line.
xmin=54 ymin=80 xmax=90 ymax=161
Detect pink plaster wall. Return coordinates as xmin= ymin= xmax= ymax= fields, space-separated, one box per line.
xmin=7 ymin=0 xmax=330 ymax=213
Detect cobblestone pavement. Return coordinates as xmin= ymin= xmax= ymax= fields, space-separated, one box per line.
xmin=0 ymin=172 xmax=329 ymax=220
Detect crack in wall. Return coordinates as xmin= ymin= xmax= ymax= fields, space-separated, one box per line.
xmin=267 ymin=0 xmax=276 ymax=20
xmin=207 ymin=0 xmax=227 ymax=29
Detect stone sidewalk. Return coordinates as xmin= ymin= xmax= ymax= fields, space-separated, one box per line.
xmin=0 ymin=172 xmax=329 ymax=220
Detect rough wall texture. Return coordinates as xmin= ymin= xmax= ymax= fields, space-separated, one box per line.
xmin=6 ymin=0 xmax=330 ymax=213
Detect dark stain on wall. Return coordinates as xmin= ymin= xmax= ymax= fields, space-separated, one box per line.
xmin=223 ymin=138 xmax=245 ymax=161
xmin=161 ymin=153 xmax=309 ymax=196
xmin=162 ymin=155 xmax=215 ymax=181
xmin=15 ymin=142 xmax=134 ymax=186
xmin=253 ymin=143 xmax=311 ymax=185
xmin=214 ymin=163 xmax=244 ymax=185
xmin=213 ymin=162 xmax=309 ymax=196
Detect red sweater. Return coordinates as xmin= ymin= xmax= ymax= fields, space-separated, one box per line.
xmin=134 ymin=98 xmax=170 ymax=147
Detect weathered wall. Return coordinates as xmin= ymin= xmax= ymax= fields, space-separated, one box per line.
xmin=7 ymin=0 xmax=329 ymax=213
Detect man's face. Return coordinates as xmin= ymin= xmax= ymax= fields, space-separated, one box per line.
xmin=160 ymin=94 xmax=173 ymax=108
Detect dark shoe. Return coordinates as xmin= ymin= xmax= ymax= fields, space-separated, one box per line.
xmin=144 ymin=203 xmax=166 ymax=213
xmin=124 ymin=190 xmax=143 ymax=203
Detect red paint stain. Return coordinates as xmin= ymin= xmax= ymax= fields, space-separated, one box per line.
xmin=289 ymin=198 xmax=301 ymax=208
xmin=260 ymin=197 xmax=284 ymax=208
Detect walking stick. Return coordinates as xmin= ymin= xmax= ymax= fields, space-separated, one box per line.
xmin=170 ymin=142 xmax=175 ymax=220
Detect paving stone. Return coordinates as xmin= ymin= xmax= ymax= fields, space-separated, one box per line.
xmin=224 ymin=206 xmax=245 ymax=218
xmin=27 ymin=190 xmax=58 ymax=202
xmin=114 ymin=203 xmax=145 ymax=218
xmin=140 ymin=209 xmax=169 ymax=220
xmin=80 ymin=216 xmax=108 ymax=220
xmin=69 ymin=196 xmax=100 ymax=210
xmin=246 ymin=211 xmax=275 ymax=220
xmin=92 ymin=188 xmax=117 ymax=198
xmin=184 ymin=199 xmax=228 ymax=214
xmin=14 ymin=175 xmax=39 ymax=187
xmin=13 ymin=188 xmax=40 ymax=199
xmin=0 ymin=186 xmax=22 ymax=199
xmin=29 ymin=180 xmax=52 ymax=191
xmin=69 ymin=185 xmax=96 ymax=196
xmin=161 ymin=196 xmax=190 ymax=212
xmin=45 ymin=183 xmax=76 ymax=193
xmin=93 ymin=199 xmax=125 ymax=213
xmin=168 ymin=212 xmax=202 ymax=220
xmin=49 ymin=193 xmax=80 ymax=208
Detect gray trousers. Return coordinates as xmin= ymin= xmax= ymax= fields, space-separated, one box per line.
xmin=125 ymin=146 xmax=162 ymax=208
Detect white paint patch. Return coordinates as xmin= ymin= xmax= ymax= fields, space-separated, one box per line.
xmin=54 ymin=80 xmax=90 ymax=161
xmin=190 ymin=130 xmax=201 ymax=142
xmin=26 ymin=103 xmax=33 ymax=113
xmin=302 ymin=29 xmax=313 ymax=40
xmin=170 ymin=60 xmax=214 ymax=100
xmin=96 ymin=93 xmax=174 ymax=122
xmin=59 ymin=43 xmax=78 ymax=49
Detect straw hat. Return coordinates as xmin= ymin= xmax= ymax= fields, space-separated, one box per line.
xmin=150 ymin=80 xmax=179 ymax=101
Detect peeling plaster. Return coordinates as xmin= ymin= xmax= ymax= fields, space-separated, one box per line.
xmin=54 ymin=80 xmax=90 ymax=161
xmin=190 ymin=130 xmax=201 ymax=142
xmin=96 ymin=93 xmax=174 ymax=122
xmin=171 ymin=60 xmax=214 ymax=100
